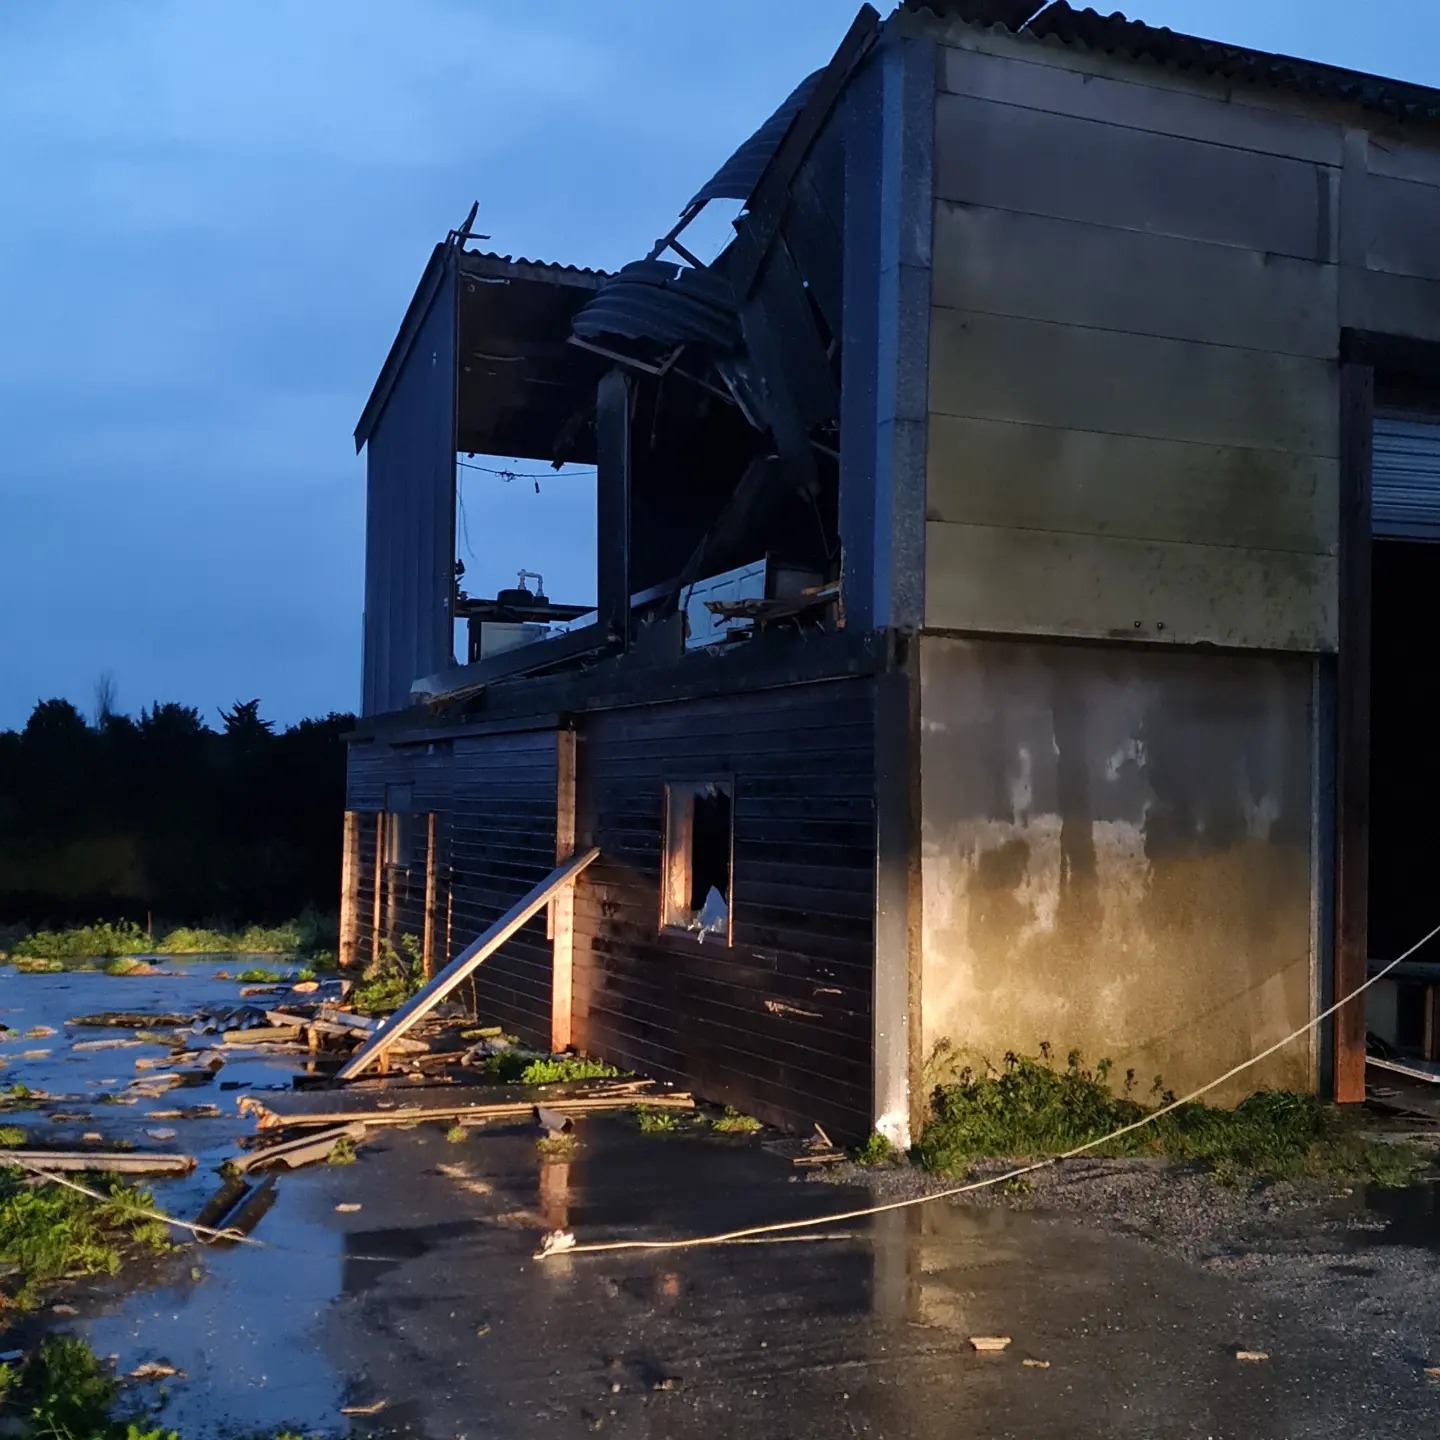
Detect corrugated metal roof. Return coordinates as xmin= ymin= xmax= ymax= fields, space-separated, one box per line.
xmin=690 ymin=70 xmax=824 ymax=207
xmin=905 ymin=1 xmax=1440 ymax=122
xmin=572 ymin=260 xmax=741 ymax=351
xmin=457 ymin=250 xmax=609 ymax=284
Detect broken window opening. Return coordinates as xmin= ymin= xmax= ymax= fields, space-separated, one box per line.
xmin=662 ymin=780 xmax=733 ymax=943
xmin=383 ymin=783 xmax=418 ymax=871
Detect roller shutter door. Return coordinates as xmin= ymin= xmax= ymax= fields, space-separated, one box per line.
xmin=1373 ymin=415 xmax=1440 ymax=539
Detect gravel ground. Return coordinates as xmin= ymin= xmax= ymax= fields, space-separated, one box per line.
xmin=815 ymin=1142 xmax=1440 ymax=1369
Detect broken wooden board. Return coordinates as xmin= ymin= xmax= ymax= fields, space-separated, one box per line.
xmin=336 ymin=846 xmax=600 ymax=1081
xmin=1369 ymin=1054 xmax=1440 ymax=1085
xmin=238 ymin=1081 xmax=693 ymax=1131
xmin=2 ymin=1149 xmax=195 ymax=1176
xmin=228 ymin=1123 xmax=367 ymax=1173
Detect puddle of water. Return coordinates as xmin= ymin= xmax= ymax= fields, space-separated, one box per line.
xmin=83 ymin=1180 xmax=347 ymax=1434
xmin=1360 ymin=1182 xmax=1440 ymax=1251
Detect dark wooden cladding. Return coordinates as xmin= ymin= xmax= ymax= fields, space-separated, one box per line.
xmin=447 ymin=730 xmax=559 ymax=1050
xmin=572 ymin=678 xmax=877 ymax=1140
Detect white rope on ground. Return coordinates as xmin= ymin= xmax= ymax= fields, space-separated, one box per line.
xmin=536 ymin=918 xmax=1440 ymax=1259
xmin=7 ymin=1156 xmax=258 ymax=1247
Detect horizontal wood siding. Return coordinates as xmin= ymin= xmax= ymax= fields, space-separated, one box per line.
xmin=925 ymin=37 xmax=1343 ymax=651
xmin=447 ymin=731 xmax=558 ymax=1050
xmin=573 ymin=680 xmax=877 ymax=1140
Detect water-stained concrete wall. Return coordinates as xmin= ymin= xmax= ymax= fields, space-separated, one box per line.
xmin=919 ymin=635 xmax=1317 ymax=1100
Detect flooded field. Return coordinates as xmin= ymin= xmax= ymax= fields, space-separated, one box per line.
xmin=3 ymin=961 xmax=1440 ymax=1439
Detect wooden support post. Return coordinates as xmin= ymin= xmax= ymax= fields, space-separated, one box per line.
xmin=1334 ymin=360 xmax=1374 ymax=1104
xmin=596 ymin=368 xmax=631 ymax=650
xmin=371 ymin=812 xmax=384 ymax=968
xmin=422 ymin=812 xmax=439 ymax=980
xmin=551 ymin=731 xmax=578 ymax=1053
xmin=339 ymin=811 xmax=360 ymax=971
xmin=337 ymin=847 xmax=602 ymax=1080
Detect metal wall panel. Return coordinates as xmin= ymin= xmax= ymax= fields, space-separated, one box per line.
xmin=361 ymin=260 xmax=456 ymax=716
xmin=1372 ymin=416 xmax=1440 ymax=538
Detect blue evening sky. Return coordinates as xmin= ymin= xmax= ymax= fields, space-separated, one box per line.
xmin=1 ymin=1 xmax=1435 ymax=728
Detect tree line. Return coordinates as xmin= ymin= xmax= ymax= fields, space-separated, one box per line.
xmin=0 ymin=689 xmax=351 ymax=929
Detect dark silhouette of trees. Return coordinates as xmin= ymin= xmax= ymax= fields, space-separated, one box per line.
xmin=0 ymin=692 xmax=352 ymax=928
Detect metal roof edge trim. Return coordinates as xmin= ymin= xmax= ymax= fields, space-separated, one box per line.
xmin=901 ymin=0 xmax=1440 ymax=123
xmin=353 ymin=243 xmax=452 ymax=453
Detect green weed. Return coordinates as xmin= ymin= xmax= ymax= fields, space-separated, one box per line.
xmin=535 ymin=1133 xmax=576 ymax=1159
xmin=0 ymin=1127 xmax=25 ymax=1148
xmin=0 ymin=1169 xmax=168 ymax=1310
xmin=633 ymin=1107 xmax=679 ymax=1134
xmin=235 ymin=968 xmax=282 ymax=985
xmin=10 ymin=957 xmax=64 ymax=974
xmin=711 ymin=1107 xmax=761 ymax=1135
xmin=327 ymin=1137 xmax=357 ymax=1166
xmin=915 ymin=1048 xmax=1428 ymax=1188
xmin=852 ymin=1131 xmax=894 ymax=1166
xmin=444 ymin=1124 xmax=467 ymax=1144
xmin=350 ymin=936 xmax=423 ymax=1015
xmin=481 ymin=1052 xmax=620 ymax=1086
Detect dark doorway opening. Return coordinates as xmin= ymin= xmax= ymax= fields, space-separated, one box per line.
xmin=1368 ymin=538 xmax=1440 ymax=1060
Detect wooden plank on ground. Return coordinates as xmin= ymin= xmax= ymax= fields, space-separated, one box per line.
xmin=237 ymin=1081 xmax=691 ymax=1131
xmin=336 ymin=847 xmax=601 ymax=1080
xmin=2 ymin=1150 xmax=195 ymax=1176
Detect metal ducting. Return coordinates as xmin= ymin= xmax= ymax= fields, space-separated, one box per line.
xmin=1373 ymin=416 xmax=1440 ymax=540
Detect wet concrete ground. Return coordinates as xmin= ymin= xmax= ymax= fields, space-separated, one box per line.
xmin=4 ymin=964 xmax=1440 ymax=1438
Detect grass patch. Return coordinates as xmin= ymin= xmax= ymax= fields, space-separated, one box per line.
xmin=0 ymin=1128 xmax=25 ymax=1148
xmin=711 ymin=1107 xmax=761 ymax=1135
xmin=916 ymin=1049 xmax=1429 ymax=1188
xmin=235 ymin=968 xmax=282 ymax=985
xmin=535 ymin=1133 xmax=576 ymax=1160
xmin=481 ymin=1052 xmax=620 ymax=1086
xmin=633 ymin=1106 xmax=679 ymax=1134
xmin=6 ymin=911 xmax=337 ymax=963
xmin=444 ymin=1124 xmax=466 ymax=1144
xmin=327 ymin=1137 xmax=357 ymax=1166
xmin=350 ymin=937 xmax=423 ymax=1015
xmin=853 ymin=1131 xmax=895 ymax=1167
xmin=0 ymin=1169 xmax=168 ymax=1310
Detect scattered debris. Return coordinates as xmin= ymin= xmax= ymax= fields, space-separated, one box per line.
xmin=536 ymin=1106 xmax=574 ymax=1135
xmin=144 ymin=1128 xmax=177 ymax=1141
xmin=340 ymin=1400 xmax=387 ymax=1416
xmin=228 ymin=1123 xmax=368 ymax=1174
xmin=50 ymin=1303 xmax=78 ymax=1316
xmin=145 ymin=1104 xmax=220 ymax=1121
xmin=1425 ymin=1366 xmax=1440 ymax=1378
xmin=68 ymin=1012 xmax=197 ymax=1029
xmin=1236 ymin=1351 xmax=1270 ymax=1363
xmin=71 ymin=1038 xmax=145 ymax=1052
xmin=335 ymin=1202 xmax=362 ymax=1213
xmin=969 ymin=1337 xmax=1012 ymax=1353
xmin=23 ymin=1026 xmax=55 ymax=1040
xmin=537 ymin=1229 xmax=576 ymax=1257
xmin=128 ymin=1361 xmax=181 ymax=1381
xmin=1022 ymin=1359 xmax=1051 ymax=1370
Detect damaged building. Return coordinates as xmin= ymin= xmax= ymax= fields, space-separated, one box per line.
xmin=341 ymin=0 xmax=1440 ymax=1143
